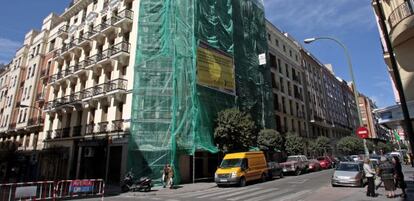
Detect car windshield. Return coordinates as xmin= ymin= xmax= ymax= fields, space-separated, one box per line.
xmin=287 ymin=157 xmax=300 ymax=162
xmin=220 ymin=159 xmax=242 ymax=168
xmin=336 ymin=163 xmax=359 ymax=172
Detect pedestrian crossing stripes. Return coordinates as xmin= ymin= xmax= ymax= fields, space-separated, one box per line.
xmin=212 ymin=187 xmax=261 ymax=200
xmin=227 ymin=188 xmax=278 ymax=201
xmin=271 ymin=190 xmax=311 ymax=201
xmin=244 ymin=189 xmax=291 ymax=201
xmin=167 ymin=186 xmax=313 ymax=201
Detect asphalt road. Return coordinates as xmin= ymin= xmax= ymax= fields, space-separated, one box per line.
xmin=79 ymin=167 xmax=413 ymax=201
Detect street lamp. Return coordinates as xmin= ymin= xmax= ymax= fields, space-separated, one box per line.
xmin=304 ymin=36 xmax=370 ymax=158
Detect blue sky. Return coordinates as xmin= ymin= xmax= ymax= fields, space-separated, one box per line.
xmin=0 ymin=0 xmax=395 ymax=107
xmin=263 ymin=0 xmax=395 ymax=108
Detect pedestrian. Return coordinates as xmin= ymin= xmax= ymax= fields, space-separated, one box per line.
xmin=162 ymin=164 xmax=168 ymax=188
xmin=363 ymin=158 xmax=376 ymax=197
xmin=393 ymin=156 xmax=407 ymax=198
xmin=378 ymin=157 xmax=395 ymax=198
xmin=166 ymin=164 xmax=174 ymax=189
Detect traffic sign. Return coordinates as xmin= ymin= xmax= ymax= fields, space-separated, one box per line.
xmin=356 ymin=127 xmax=369 ymax=139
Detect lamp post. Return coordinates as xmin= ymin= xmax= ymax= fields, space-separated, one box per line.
xmin=304 ymin=37 xmax=369 ymax=158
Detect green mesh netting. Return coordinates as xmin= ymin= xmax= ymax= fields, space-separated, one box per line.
xmin=128 ymin=0 xmax=274 ymax=185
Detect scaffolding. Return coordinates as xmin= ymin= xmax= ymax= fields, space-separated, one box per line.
xmin=128 ymin=0 xmax=274 ymax=185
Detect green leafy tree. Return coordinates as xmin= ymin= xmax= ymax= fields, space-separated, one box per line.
xmin=315 ymin=136 xmax=331 ymax=155
xmin=214 ymin=108 xmax=257 ymax=152
xmin=307 ymin=140 xmax=318 ymax=158
xmin=257 ymin=129 xmax=283 ymax=151
xmin=337 ymin=136 xmax=364 ymax=155
xmin=284 ymin=132 xmax=304 ymax=156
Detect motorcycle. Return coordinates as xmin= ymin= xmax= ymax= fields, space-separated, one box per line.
xmin=121 ymin=171 xmax=152 ymax=192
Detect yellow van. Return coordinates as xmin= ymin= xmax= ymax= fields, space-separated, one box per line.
xmin=214 ymin=151 xmax=268 ymax=187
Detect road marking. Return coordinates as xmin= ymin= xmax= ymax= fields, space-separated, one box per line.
xmin=179 ymin=188 xmax=223 ymax=198
xmin=271 ymin=190 xmax=311 ymax=201
xmin=226 ymin=188 xmax=278 ymax=201
xmin=243 ymin=189 xmax=291 ymax=201
xmin=212 ymin=187 xmax=261 ymax=200
xmin=287 ymin=179 xmax=309 ymax=184
xmin=196 ymin=188 xmax=242 ymax=198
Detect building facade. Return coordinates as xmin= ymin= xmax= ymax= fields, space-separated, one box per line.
xmin=372 ymin=0 xmax=414 ymax=140
xmin=266 ymin=21 xmax=307 ymax=137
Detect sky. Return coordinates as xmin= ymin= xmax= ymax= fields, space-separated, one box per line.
xmin=263 ymin=0 xmax=395 ymax=108
xmin=0 ymin=0 xmax=395 ymax=108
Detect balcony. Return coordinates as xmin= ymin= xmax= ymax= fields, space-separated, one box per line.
xmin=112 ymin=9 xmax=133 ymax=31
xmin=90 ymin=22 xmax=116 ymax=41
xmin=53 ymin=48 xmax=64 ymax=63
xmin=45 ymin=130 xmax=52 ymax=140
xmin=27 ymin=117 xmax=44 ymax=126
xmin=98 ymin=122 xmax=109 ymax=133
xmin=36 ymin=93 xmax=45 ymax=102
xmin=111 ymin=41 xmax=130 ymax=64
xmin=388 ymin=1 xmax=414 ymax=30
xmin=85 ymin=123 xmax=95 ymax=135
xmin=96 ymin=49 xmax=114 ymax=66
xmin=73 ymin=125 xmax=82 ymax=137
xmin=112 ymin=120 xmax=124 ymax=132
xmin=75 ymin=37 xmax=91 ymax=48
xmin=57 ymin=25 xmax=69 ymax=39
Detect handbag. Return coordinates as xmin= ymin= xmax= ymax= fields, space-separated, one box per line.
xmin=375 ymin=176 xmax=382 ymax=188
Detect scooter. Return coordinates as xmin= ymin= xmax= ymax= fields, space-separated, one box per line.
xmin=121 ymin=171 xmax=152 ymax=192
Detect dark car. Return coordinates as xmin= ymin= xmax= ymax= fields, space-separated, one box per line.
xmin=267 ymin=162 xmax=284 ymax=179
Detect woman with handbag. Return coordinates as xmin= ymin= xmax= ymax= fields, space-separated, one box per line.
xmin=393 ymin=156 xmax=407 ymax=198
xmin=378 ymin=157 xmax=396 ymax=198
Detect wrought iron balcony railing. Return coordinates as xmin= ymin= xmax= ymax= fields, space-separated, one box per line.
xmin=389 ymin=0 xmax=414 ymax=29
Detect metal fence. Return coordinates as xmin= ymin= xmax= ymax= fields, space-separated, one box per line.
xmin=0 ymin=179 xmax=104 ymax=201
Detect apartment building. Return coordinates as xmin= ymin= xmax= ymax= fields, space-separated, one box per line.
xmin=301 ymin=50 xmax=331 ymax=139
xmin=372 ymin=0 xmax=414 ymax=135
xmin=40 ymin=0 xmax=136 ymax=183
xmin=266 ymin=21 xmax=307 ymax=137
xmin=359 ymin=94 xmax=389 ymax=141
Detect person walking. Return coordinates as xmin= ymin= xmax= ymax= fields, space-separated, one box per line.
xmin=378 ymin=157 xmax=395 ymax=198
xmin=166 ymin=164 xmax=174 ymax=189
xmin=393 ymin=156 xmax=407 ymax=198
xmin=162 ymin=164 xmax=168 ymax=188
xmin=364 ymin=158 xmax=376 ymax=197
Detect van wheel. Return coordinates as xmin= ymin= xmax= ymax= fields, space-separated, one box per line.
xmin=261 ymin=173 xmax=267 ymax=182
xmin=239 ymin=177 xmax=246 ymax=187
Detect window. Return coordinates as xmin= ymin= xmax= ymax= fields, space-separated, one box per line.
xmin=49 ymin=39 xmax=56 ymax=52
xmin=275 ymin=39 xmax=279 ymax=46
xmin=9 ymin=95 xmax=12 ymax=106
xmin=32 ymin=64 xmax=36 ymax=77
xmin=27 ymin=86 xmax=32 ymax=99
xmin=289 ymin=50 xmax=292 ymax=57
xmin=267 ymin=34 xmax=271 ymax=41
xmin=23 ymin=87 xmax=27 ymax=100
xmin=23 ymin=109 xmax=27 ymax=122
xmin=36 ymin=44 xmax=40 ymax=55
xmin=278 ymin=59 xmax=282 ymax=73
xmin=27 ymin=67 xmax=31 ymax=79
xmin=283 ymin=45 xmax=286 ymax=52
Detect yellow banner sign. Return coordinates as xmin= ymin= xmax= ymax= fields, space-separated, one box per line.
xmin=197 ymin=45 xmax=235 ymax=94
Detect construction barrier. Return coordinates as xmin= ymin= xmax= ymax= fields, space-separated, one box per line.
xmin=55 ymin=179 xmax=104 ymax=200
xmin=0 ymin=181 xmax=55 ymax=201
xmin=0 ymin=179 xmax=104 ymax=201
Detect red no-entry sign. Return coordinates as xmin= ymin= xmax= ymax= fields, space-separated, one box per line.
xmin=356 ymin=127 xmax=369 ymax=139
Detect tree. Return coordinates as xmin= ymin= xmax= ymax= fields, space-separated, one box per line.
xmin=257 ymin=129 xmax=283 ymax=152
xmin=337 ymin=136 xmax=364 ymax=155
xmin=307 ymin=140 xmax=318 ymax=158
xmin=284 ymin=132 xmax=304 ymax=156
xmin=214 ymin=108 xmax=257 ymax=152
xmin=315 ymin=136 xmax=331 ymax=155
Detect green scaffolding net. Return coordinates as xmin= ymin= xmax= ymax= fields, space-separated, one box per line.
xmin=128 ymin=0 xmax=275 ymax=184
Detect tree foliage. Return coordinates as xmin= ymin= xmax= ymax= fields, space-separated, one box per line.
xmin=257 ymin=129 xmax=283 ymax=152
xmin=337 ymin=136 xmax=364 ymax=155
xmin=315 ymin=136 xmax=331 ymax=154
xmin=214 ymin=108 xmax=257 ymax=152
xmin=284 ymin=132 xmax=304 ymax=155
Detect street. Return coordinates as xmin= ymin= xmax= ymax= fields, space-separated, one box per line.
xmin=80 ymin=166 xmax=414 ymax=201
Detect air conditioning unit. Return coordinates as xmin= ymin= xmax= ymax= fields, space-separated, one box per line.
xmin=84 ymin=147 xmax=95 ymax=157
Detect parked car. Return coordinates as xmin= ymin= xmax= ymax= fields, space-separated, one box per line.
xmin=215 ymin=151 xmax=268 ymax=187
xmin=308 ymin=159 xmax=322 ymax=172
xmin=317 ymin=157 xmax=332 ymax=169
xmin=280 ymin=155 xmax=309 ymax=176
xmin=267 ymin=162 xmax=283 ymax=179
xmin=331 ymin=162 xmax=365 ymax=187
